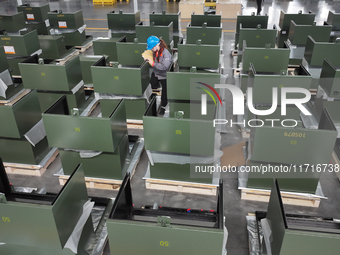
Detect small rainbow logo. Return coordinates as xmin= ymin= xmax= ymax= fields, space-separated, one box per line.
xmin=196 ymin=82 xmax=222 ymax=106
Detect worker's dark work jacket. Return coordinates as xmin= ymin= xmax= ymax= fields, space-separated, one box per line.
xmin=152 ymin=48 xmax=172 ymax=80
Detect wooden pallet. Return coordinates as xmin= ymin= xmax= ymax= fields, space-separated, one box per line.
xmin=127 ymin=119 xmax=143 ymax=129
xmin=234 ymin=68 xmax=241 ymax=76
xmin=231 ymin=50 xmax=238 ymax=56
xmin=152 ymin=89 xmax=162 ymax=96
xmin=145 ymin=179 xmax=218 ymax=196
xmin=0 ymin=89 xmax=30 ymax=106
xmin=241 ymin=189 xmax=321 ymax=207
xmin=55 ymin=50 xmax=79 ymax=65
xmin=4 ymin=149 xmax=59 ymax=176
xmin=75 ymin=41 xmax=93 ymax=53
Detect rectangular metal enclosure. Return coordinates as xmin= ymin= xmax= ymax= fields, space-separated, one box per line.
xmin=38 ymin=35 xmax=68 ymax=59
xmin=237 ymin=26 xmax=277 ymax=50
xmin=288 ymin=21 xmax=332 ymax=45
xmin=92 ymin=37 xmax=125 ymax=62
xmin=136 ymin=22 xmax=173 ymax=47
xmin=107 ymin=10 xmax=140 ymax=31
xmin=106 ymin=174 xmax=225 ymax=254
xmin=91 ymin=56 xmax=149 ymax=96
xmin=186 ymin=23 xmax=222 ymax=45
xmin=191 ymin=13 xmax=221 ymax=27
xmin=0 ymin=30 xmax=40 ymax=56
xmin=0 ymin=13 xmax=26 ymax=32
xmin=116 ymin=40 xmax=148 ymax=66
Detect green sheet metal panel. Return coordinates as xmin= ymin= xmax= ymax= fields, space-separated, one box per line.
xmin=92 ymin=61 xmax=149 ymax=96
xmin=191 ymin=13 xmax=221 ymax=27
xmin=17 ymin=4 xmax=50 ymax=22
xmin=79 ymin=55 xmax=104 ymax=85
xmin=167 ymin=70 xmax=221 ymax=101
xmin=242 ymin=47 xmax=290 ymax=73
xmin=0 ymin=30 xmax=40 ymax=56
xmin=60 ymin=134 xmax=129 ymax=179
xmin=0 ymin=244 xmax=74 ymax=255
xmin=111 ymin=31 xmax=136 ymax=42
xmin=116 ymin=41 xmax=147 ymax=64
xmin=107 ymin=10 xmax=140 ymax=31
xmin=169 ymin=101 xmax=215 ymax=121
xmin=37 ymin=87 xmax=92 ymax=114
xmin=48 ymin=10 xmax=84 ymax=30
xmin=0 ymin=136 xmax=50 ymax=165
xmin=136 ymin=22 xmax=173 ymax=47
xmin=116 ymin=41 xmax=148 ymax=66
xmin=19 ymin=56 xmax=82 ymax=91
xmin=7 ymin=56 xmax=26 ymax=76
xmin=238 ymin=27 xmax=277 ymax=50
xmin=280 ymin=230 xmax=340 ymax=255
xmin=143 ymin=100 xmax=215 ymax=156
xmin=42 ymin=99 xmax=127 ymax=152
xmin=304 ymin=36 xmax=340 ymax=67
xmin=26 ymin=22 xmax=51 ymax=35
xmin=277 ymin=10 xmax=315 ymax=47
xmin=106 ymin=220 xmax=224 ymax=255
xmin=178 ymin=44 xmax=220 ymax=69
xmin=92 ymin=37 xmax=122 ymax=62
xmin=150 ymin=163 xmax=213 ymax=183
xmin=0 ymin=89 xmax=41 ymax=139
xmin=150 ymin=11 xmax=180 ymax=33
xmin=100 ymin=98 xmax=148 ymax=121
xmin=61 ymin=30 xmax=87 ymax=47
xmin=38 ymin=35 xmax=67 ymax=59
xmin=251 ymin=126 xmax=337 ymax=166
xmin=319 ymin=59 xmax=340 ymax=98
xmin=0 ymin=47 xmax=9 ymax=72
xmin=0 ymin=165 xmax=91 ymax=253
xmin=248 ymin=66 xmax=312 ymax=104
xmin=236 ymin=14 xmax=268 ymax=34
xmin=288 ymin=21 xmax=332 ymax=46
xmin=327 ymin=11 xmax=340 ymax=31
xmin=0 ymin=13 xmax=26 ymax=32
xmin=186 ymin=25 xmax=222 ymax=45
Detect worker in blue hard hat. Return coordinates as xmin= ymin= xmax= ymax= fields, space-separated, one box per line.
xmin=144 ymin=35 xmax=172 ymax=116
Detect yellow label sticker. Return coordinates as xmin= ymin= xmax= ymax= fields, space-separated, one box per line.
xmin=74 ymin=127 xmax=80 ymax=132
xmin=196 ymin=52 xmax=200 ymax=55
xmin=41 ymin=73 xmax=46 ymax=76
xmin=264 ymin=56 xmax=269 ymax=59
xmin=114 ymin=76 xmax=119 ymax=80
xmin=58 ymin=21 xmax=67 ymax=28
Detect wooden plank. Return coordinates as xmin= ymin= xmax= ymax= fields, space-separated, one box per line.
xmin=241 ymin=189 xmax=321 ymax=207
xmin=145 ymin=179 xmax=217 ymax=195
xmin=5 ymin=149 xmax=59 ymax=176
xmin=55 ymin=50 xmax=79 ymax=65
xmin=75 ymin=41 xmax=93 ymax=53
xmin=0 ymin=89 xmax=30 ymax=106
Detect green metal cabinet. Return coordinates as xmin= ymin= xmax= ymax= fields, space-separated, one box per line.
xmin=59 ymin=133 xmax=129 ymax=179
xmin=38 ymin=35 xmax=68 ymax=59
xmin=0 ymin=165 xmax=94 ymax=255
xmin=150 ymin=11 xmax=181 ymax=48
xmin=247 ymin=111 xmax=337 ymax=193
xmin=326 ymin=11 xmax=340 ymax=31
xmin=277 ymin=10 xmax=315 ymax=47
xmin=167 ymin=69 xmax=221 ymax=101
xmin=304 ymin=36 xmax=340 ymax=67
xmin=136 ymin=22 xmax=173 ymax=47
xmin=36 ymin=87 xmax=93 ymax=114
xmin=0 ymin=30 xmax=40 ymax=56
xmin=143 ymin=97 xmax=216 ymax=156
xmin=178 ymin=43 xmax=220 ymax=69
xmin=237 ymin=26 xmax=277 ymax=50
xmin=0 ymin=13 xmax=26 ymax=32
xmin=319 ymin=59 xmax=340 ymax=98
xmin=107 ymin=10 xmax=140 ymax=31
xmin=79 ymin=55 xmax=105 ymax=86
xmin=247 ymin=64 xmax=312 ymax=103
xmin=19 ymin=55 xmax=82 ymax=91
xmin=0 ymin=136 xmax=50 ymax=165
xmin=48 ymin=10 xmax=84 ymax=30
xmin=0 ymin=46 xmax=9 ymax=73
xmin=116 ymin=40 xmax=148 ymax=66
xmin=288 ymin=21 xmax=332 ymax=46
xmin=91 ymin=57 xmax=149 ymax=96
xmin=241 ymin=45 xmax=290 ymax=73
xmin=92 ymin=37 xmax=125 ymax=62
xmin=42 ymin=98 xmax=127 ymax=153
xmin=186 ymin=23 xmax=222 ymax=45
xmin=191 ymin=13 xmax=221 ymax=27
xmin=17 ymin=4 xmax=50 ymax=22
xmin=0 ymin=89 xmax=42 ymax=139
xmin=106 ymin=174 xmax=224 ymax=254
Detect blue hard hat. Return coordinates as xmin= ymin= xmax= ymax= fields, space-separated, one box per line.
xmin=147 ymin=36 xmax=160 ymax=50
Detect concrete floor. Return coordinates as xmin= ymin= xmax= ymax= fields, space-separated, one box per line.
xmin=2 ymin=0 xmax=340 ymax=254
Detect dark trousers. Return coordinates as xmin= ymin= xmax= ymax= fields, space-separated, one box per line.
xmin=256 ymin=0 xmax=263 ymax=15
xmin=150 ymin=72 xmax=168 ymax=107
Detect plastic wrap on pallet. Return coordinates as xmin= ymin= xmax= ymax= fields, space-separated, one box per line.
xmin=246 ymin=215 xmax=261 ymax=255
xmin=71 ymin=80 xmax=85 ymax=94
xmin=95 ymin=84 xmax=152 ymax=102
xmin=0 ymin=70 xmax=13 ymax=98
xmin=222 ymin=217 xmax=228 ymax=255
xmin=24 ymin=119 xmax=46 ymax=147
xmin=51 ymin=28 xmax=79 ymax=35
xmin=126 ymin=138 xmax=144 ymax=175
xmin=261 ymin=218 xmax=272 ymax=255
xmin=64 ymin=200 xmax=95 ymax=254
xmin=78 ymin=25 xmax=86 ymax=34
xmin=64 ymin=149 xmax=103 ymax=158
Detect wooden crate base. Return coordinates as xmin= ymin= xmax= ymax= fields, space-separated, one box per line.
xmin=241 ymin=189 xmax=321 ymax=207
xmin=145 ymin=179 xmax=218 ymax=196
xmin=234 ymin=68 xmax=241 ymax=76
xmin=55 ymin=50 xmax=79 ymax=65
xmin=127 ymin=119 xmax=143 ymax=129
xmin=59 ymin=176 xmax=122 ymax=190
xmin=75 ymin=41 xmax=93 ymax=53
xmin=4 ymin=149 xmax=59 ymax=176
xmin=0 ymin=89 xmax=30 ymax=106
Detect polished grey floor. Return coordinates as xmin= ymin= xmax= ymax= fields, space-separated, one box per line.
xmin=2 ymin=0 xmax=340 ymax=254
